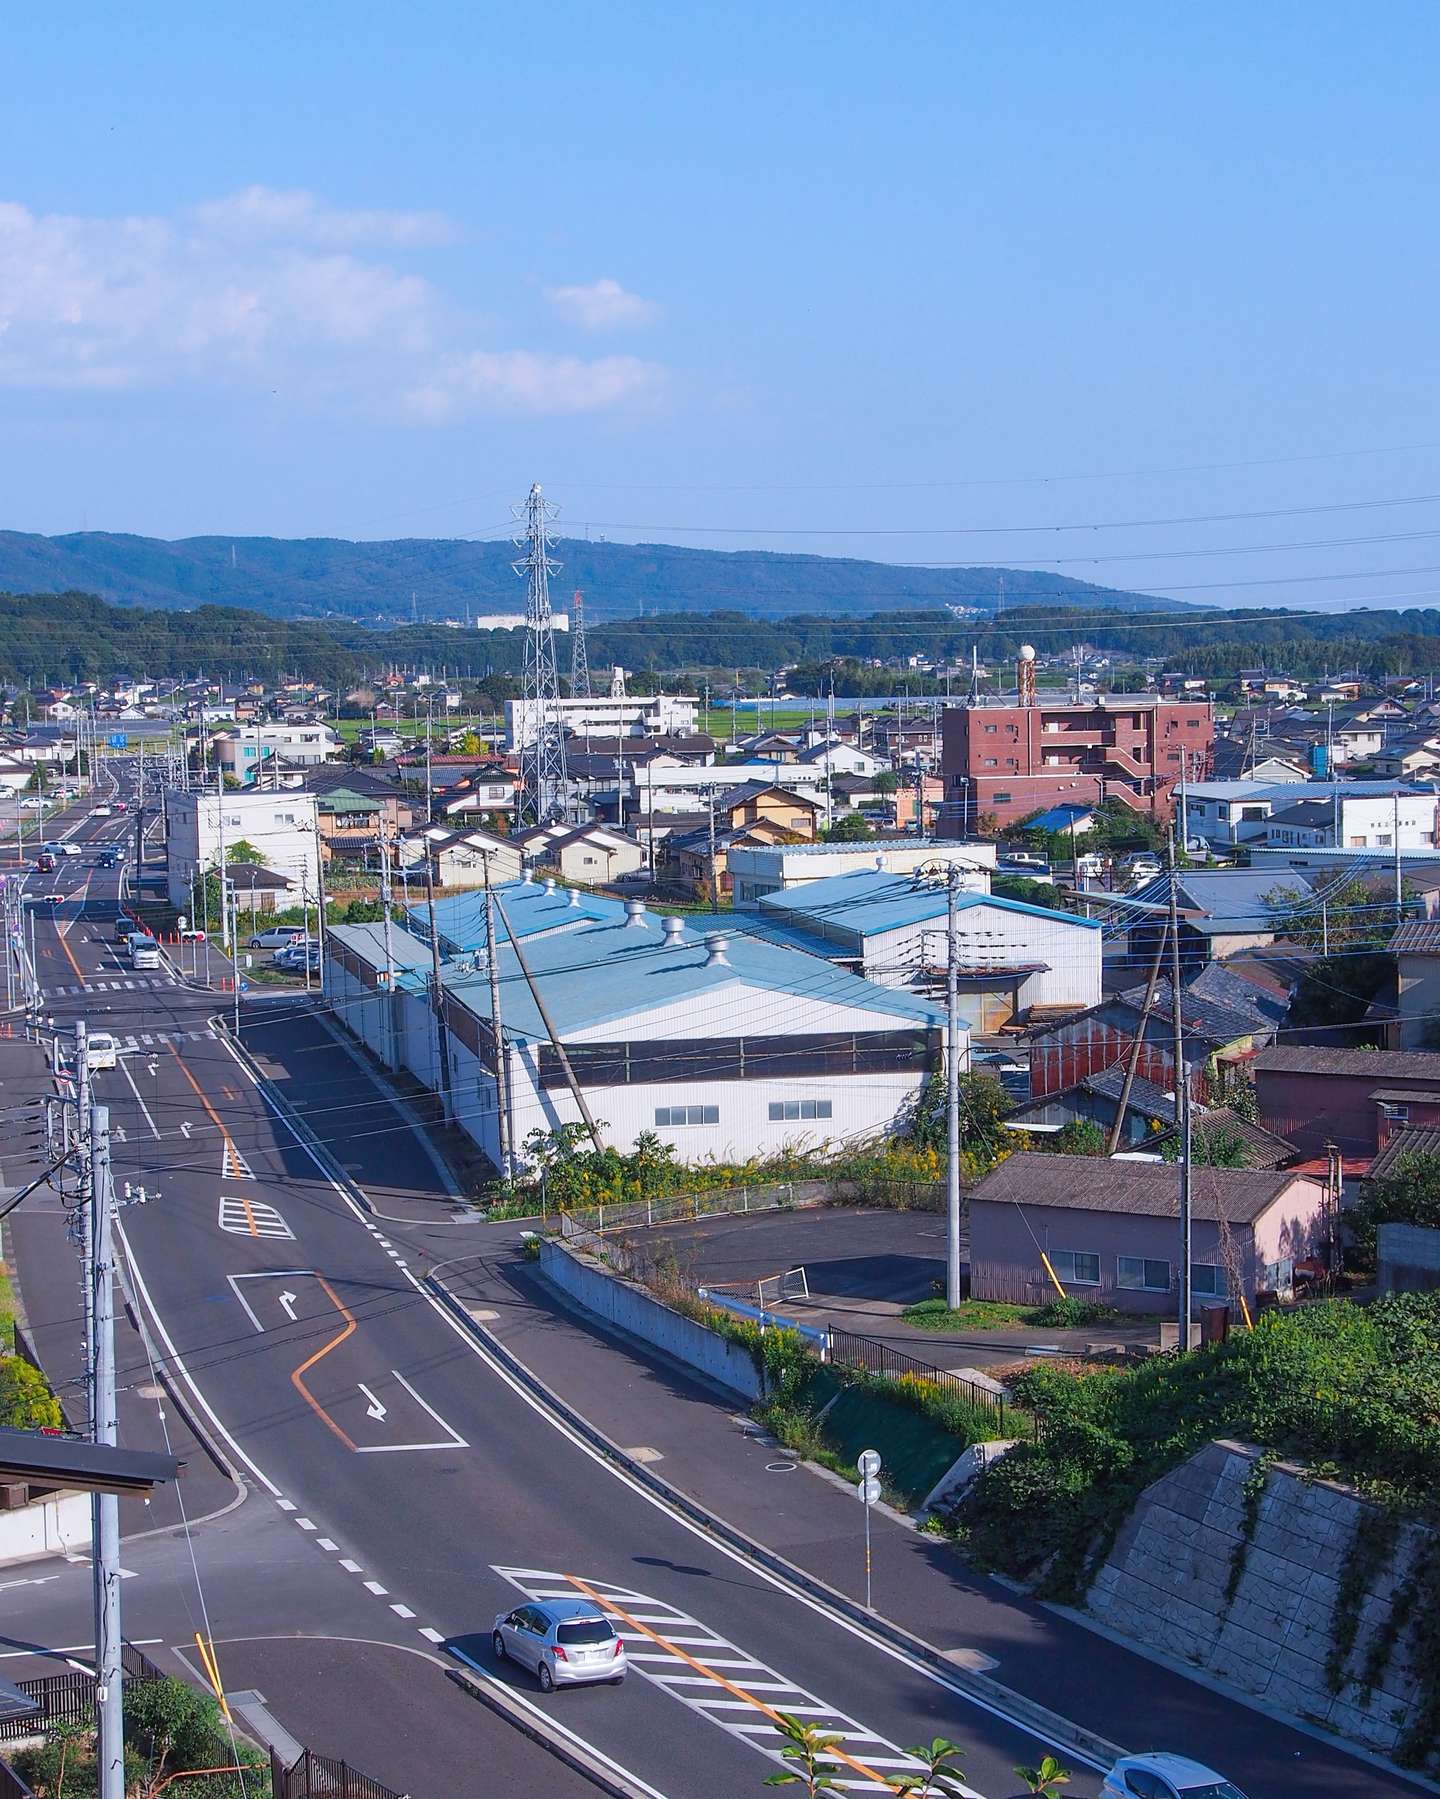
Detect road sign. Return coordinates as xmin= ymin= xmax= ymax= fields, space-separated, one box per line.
xmin=857 ymin=1448 xmax=881 ymax=1479
xmin=857 ymin=1476 xmax=881 ymax=1505
xmin=107 ymin=733 xmax=128 ymax=750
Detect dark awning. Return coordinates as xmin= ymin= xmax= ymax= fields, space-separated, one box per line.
xmin=0 ymin=1430 xmax=179 ymax=1496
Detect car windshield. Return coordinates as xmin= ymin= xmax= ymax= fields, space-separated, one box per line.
xmin=555 ymin=1619 xmax=615 ymax=1645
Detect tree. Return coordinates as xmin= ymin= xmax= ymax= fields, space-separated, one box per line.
xmin=822 ymin=813 xmax=874 ymax=842
xmin=1050 ymin=1119 xmax=1106 ymax=1157
xmin=886 ymin=1737 xmax=969 ymax=1796
xmin=224 ymin=839 xmax=265 ymax=865
xmin=1014 ymin=1757 xmax=1072 ymax=1795
xmin=763 ymin=1713 xmax=845 ymax=1793
xmin=1347 ymin=1150 xmax=1440 ymax=1269
xmin=872 ymin=770 xmax=899 ymax=796
xmin=0 ymin=1356 xmax=62 ymax=1430
xmin=1264 ymin=875 xmax=1402 ymax=953
xmin=908 ymin=1070 xmax=1011 ymax=1166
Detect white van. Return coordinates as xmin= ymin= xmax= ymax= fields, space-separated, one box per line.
xmin=86 ymin=1032 xmax=119 ymax=1070
xmin=127 ymin=933 xmax=161 ymax=971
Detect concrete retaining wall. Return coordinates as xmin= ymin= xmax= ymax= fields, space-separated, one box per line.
xmin=1087 ymin=1439 xmax=1432 ymax=1760
xmin=539 ymin=1239 xmax=764 ymax=1401
xmin=0 ymin=1489 xmax=91 ymax=1565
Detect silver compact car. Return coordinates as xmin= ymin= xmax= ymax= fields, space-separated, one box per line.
xmin=1102 ymin=1753 xmax=1247 ymax=1799
xmin=491 ymin=1598 xmax=627 ymax=1692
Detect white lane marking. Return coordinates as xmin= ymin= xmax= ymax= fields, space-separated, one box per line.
xmin=204 ymin=1027 xmax=1107 ymax=1773
xmin=390 ymin=1604 xmax=416 ymax=1619
xmin=340 ymin=1559 xmax=363 ymax=1574
xmin=276 ymin=1498 xmax=297 ymax=1513
xmin=318 ymin=1539 xmax=339 ymax=1552
xmin=418 ymin=1627 xmax=445 ymax=1644
xmin=117 ymin=1056 xmax=161 ymax=1139
xmin=222 ymin=1141 xmax=257 ymax=1181
xmin=363 ymin=1580 xmax=388 ymax=1595
xmin=296 ymin=1518 xmax=316 ymax=1531
xmin=494 ymin=1568 xmax=956 ymax=1796
xmin=217 ymin=1194 xmax=292 ymax=1239
xmin=352 ymin=1369 xmax=468 ymax=1455
xmin=0 ymin=1639 xmax=163 ymax=1662
xmin=446 ymin=1643 xmax=668 ymax=1799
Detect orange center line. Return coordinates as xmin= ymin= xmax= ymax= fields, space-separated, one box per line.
xmin=562 ymin=1575 xmax=896 ymax=1789
xmin=290 ymin=1276 xmax=358 ymax=1451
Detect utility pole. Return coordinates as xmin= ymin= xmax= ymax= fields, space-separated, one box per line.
xmin=89 ymin=1101 xmax=124 ymax=1799
xmin=483 ymin=874 xmax=511 ymax=1178
xmin=1394 ymin=788 xmax=1404 ymax=922
xmin=378 ymin=830 xmax=398 ymax=1069
xmin=1166 ymin=833 xmax=1192 ymax=1349
xmin=424 ymin=860 xmax=453 ymax=1124
xmin=945 ymin=866 xmax=963 ymax=1308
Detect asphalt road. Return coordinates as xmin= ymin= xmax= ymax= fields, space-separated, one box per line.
xmin=0 ymin=764 xmax=1419 ymax=1799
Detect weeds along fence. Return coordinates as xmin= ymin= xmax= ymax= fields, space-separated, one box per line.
xmin=547 ymin=1174 xmax=945 ymax=1237
xmin=827 ymin=1326 xmax=1014 ymax=1438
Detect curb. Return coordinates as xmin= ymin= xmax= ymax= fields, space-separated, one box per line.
xmin=423 ymin=1273 xmax=1125 ymax=1773
xmin=445 ymin=1668 xmax=652 ymax=1798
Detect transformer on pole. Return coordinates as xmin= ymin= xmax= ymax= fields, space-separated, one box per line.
xmin=513 ymin=483 xmax=569 ymax=825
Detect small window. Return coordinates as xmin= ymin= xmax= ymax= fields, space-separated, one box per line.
xmin=983 ymin=723 xmax=998 ymax=734
xmin=983 ymin=757 xmax=998 ymax=768
xmin=1193 ymin=1263 xmax=1226 ymax=1297
xmin=1117 ymin=1256 xmax=1170 ymax=1292
xmin=1383 ymin=1103 xmax=1410 ymax=1123
xmin=992 ymin=791 xmax=1012 ymax=804
xmin=1051 ymin=1250 xmax=1100 ymax=1286
xmin=654 ymin=1105 xmax=719 ymax=1127
xmin=768 ymin=1100 xmax=833 ymax=1121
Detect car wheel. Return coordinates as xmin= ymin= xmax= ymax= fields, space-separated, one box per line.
xmin=537 ymin=1661 xmax=555 ymax=1693
xmin=491 ymin=1631 xmax=506 ymax=1662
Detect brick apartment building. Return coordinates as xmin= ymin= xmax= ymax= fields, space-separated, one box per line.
xmin=939 ymin=688 xmax=1214 ymax=833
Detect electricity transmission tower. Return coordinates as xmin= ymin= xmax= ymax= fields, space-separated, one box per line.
xmin=514 ymin=483 xmax=569 ymax=824
xmin=569 ymin=588 xmax=593 ymax=698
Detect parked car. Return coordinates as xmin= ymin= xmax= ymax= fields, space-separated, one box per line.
xmin=249 ymin=926 xmax=307 ymax=951
xmin=1101 ymin=1752 xmax=1247 ymax=1798
xmin=85 ymin=1032 xmax=119 ymax=1071
xmin=274 ymin=940 xmax=318 ymax=967
xmin=19 ymin=798 xmax=48 ymax=811
xmin=91 ymin=805 xmax=113 ymax=817
xmin=491 ymin=1599 xmax=626 ymax=1692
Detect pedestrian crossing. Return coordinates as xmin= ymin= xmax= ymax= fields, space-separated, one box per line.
xmin=111 ymin=1029 xmax=215 ymax=1052
xmin=492 ymin=1568 xmax=965 ymax=1794
xmin=43 ymin=977 xmax=175 ymax=997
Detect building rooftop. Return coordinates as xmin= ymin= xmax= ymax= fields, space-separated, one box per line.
xmin=759 ymin=868 xmax=1100 ymax=936
xmin=1254 ymin=1046 xmax=1440 ymax=1080
xmin=969 ymin=1151 xmax=1308 ymax=1222
xmin=1367 ymin=1126 xmax=1440 ymax=1180
xmin=1389 ymin=919 xmax=1440 ymax=954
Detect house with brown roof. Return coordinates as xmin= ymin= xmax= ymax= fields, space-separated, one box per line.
xmin=967 ymin=1152 xmax=1326 ymax=1315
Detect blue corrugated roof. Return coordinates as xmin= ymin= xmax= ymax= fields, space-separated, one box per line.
xmin=437 ymin=904 xmax=946 ymax=1043
xmin=1026 ymin=804 xmax=1096 ymax=832
xmin=409 ymin=877 xmax=617 ymax=954
xmin=757 ymin=869 xmax=1101 ymax=935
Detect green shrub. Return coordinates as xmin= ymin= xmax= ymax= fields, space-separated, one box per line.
xmin=0 ymin=1354 xmax=62 ymax=1431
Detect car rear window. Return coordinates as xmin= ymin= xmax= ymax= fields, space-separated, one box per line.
xmin=556 ymin=1619 xmax=615 ymax=1646
xmin=1183 ymin=1785 xmax=1247 ymax=1799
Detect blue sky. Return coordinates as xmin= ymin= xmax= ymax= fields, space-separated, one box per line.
xmin=3 ymin=2 xmax=1438 ymax=612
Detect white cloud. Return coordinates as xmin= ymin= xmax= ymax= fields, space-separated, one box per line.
xmin=406 ymin=350 xmax=667 ymax=421
xmin=545 ymin=277 xmax=661 ymax=332
xmin=0 ymin=191 xmax=668 ymax=420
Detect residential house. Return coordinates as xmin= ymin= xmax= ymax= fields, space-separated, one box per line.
xmin=966 ymin=1153 xmax=1327 ymax=1315
xmin=1252 ymin=1045 xmax=1440 ymax=1157
xmin=1390 ymin=918 xmax=1440 ymax=1051
xmin=1028 ymin=975 xmax=1278 ymax=1105
xmin=165 ymin=789 xmax=320 ymax=910
xmin=522 ymin=823 xmax=644 ymax=885
xmin=222 ymin=861 xmax=298 ymax=924
xmin=1125 ymin=870 xmax=1313 ymax=970
xmin=213 ymin=722 xmax=339 ymax=783
xmin=891 ymin=772 xmax=945 ymax=833
xmin=398 ymin=824 xmax=523 ymax=889
xmin=795 ymin=738 xmax=888 ymax=780
xmin=433 ymin=765 xmax=517 ymax=820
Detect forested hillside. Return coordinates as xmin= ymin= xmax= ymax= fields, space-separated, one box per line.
xmin=0 ymin=529 xmax=1170 ymax=624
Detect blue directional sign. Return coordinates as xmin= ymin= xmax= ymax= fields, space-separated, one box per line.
xmin=107 ymin=733 xmax=129 ymax=750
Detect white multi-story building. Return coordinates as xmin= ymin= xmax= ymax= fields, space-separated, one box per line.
xmin=211 ymin=723 xmax=339 ymax=784
xmin=506 ymin=689 xmax=699 ymax=750
xmin=165 ymin=790 xmax=321 ymax=909
xmin=1183 ymin=781 xmax=1439 ymax=850
xmin=325 ymin=882 xmax=950 ymax=1170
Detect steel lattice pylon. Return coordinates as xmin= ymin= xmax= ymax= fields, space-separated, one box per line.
xmin=569 ymin=587 xmax=593 ymax=698
xmin=513 ymin=483 xmax=569 ymax=824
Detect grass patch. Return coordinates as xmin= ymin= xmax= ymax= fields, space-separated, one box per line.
xmin=904 ymin=1295 xmax=1122 ymax=1333
xmin=0 ymin=1256 xmax=16 ymax=1352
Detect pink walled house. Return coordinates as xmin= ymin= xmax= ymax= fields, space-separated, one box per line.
xmin=967 ymin=1153 xmax=1327 ymax=1315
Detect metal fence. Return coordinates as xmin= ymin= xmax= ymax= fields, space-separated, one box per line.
xmin=553 ymin=1178 xmax=831 ymax=1238
xmin=271 ymin=1747 xmax=409 ymax=1799
xmin=0 ymin=1760 xmax=36 ymax=1799
xmin=0 ymin=1644 xmax=167 ymax=1744
xmin=828 ymin=1327 xmax=1010 ymax=1437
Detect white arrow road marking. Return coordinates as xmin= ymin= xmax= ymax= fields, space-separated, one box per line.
xmin=278 ymin=1290 xmax=298 ymax=1321
xmin=0 ymin=1576 xmax=59 ymax=1593
xmin=225 ymin=1271 xmax=314 ymax=1332
xmin=179 ymin=1121 xmax=192 ymax=1139
xmin=353 ymin=1370 xmax=468 ymax=1454
xmin=492 ymin=1569 xmax=978 ymax=1795
xmin=358 ymin=1383 xmax=388 ymax=1421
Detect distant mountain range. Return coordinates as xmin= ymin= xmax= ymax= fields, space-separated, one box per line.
xmin=0 ymin=529 xmax=1185 ymax=625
